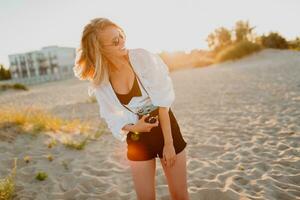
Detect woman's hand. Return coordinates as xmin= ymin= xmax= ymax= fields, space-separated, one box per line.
xmin=134 ymin=114 xmax=159 ymax=133
xmin=162 ymin=143 xmax=176 ymax=168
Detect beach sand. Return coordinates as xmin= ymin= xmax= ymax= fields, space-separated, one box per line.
xmin=0 ymin=49 xmax=300 ymax=199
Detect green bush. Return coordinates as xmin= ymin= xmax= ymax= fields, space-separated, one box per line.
xmin=0 ymin=83 xmax=28 ymax=91
xmin=216 ymin=41 xmax=262 ymax=62
xmin=35 ymin=172 xmax=48 ymax=181
xmin=258 ymin=32 xmax=288 ymax=49
xmin=12 ymin=83 xmax=28 ymax=91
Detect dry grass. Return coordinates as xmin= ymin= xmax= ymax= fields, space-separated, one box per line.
xmin=62 ymin=136 xmax=89 ymax=150
xmin=47 ymin=138 xmax=57 ymax=148
xmin=86 ymin=95 xmax=97 ymax=103
xmin=215 ymin=41 xmax=262 ymax=62
xmin=0 ymin=158 xmax=17 ymax=200
xmin=0 ymin=106 xmax=92 ymax=135
xmin=0 ymin=106 xmax=105 ymax=150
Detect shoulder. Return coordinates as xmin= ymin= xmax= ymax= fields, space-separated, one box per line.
xmin=129 ymin=48 xmax=154 ymax=60
xmin=87 ymin=81 xmax=109 ymax=99
xmin=130 ymin=47 xmax=150 ymax=55
xmin=129 ymin=48 xmax=160 ymax=69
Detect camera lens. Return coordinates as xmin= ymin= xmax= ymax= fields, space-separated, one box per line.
xmin=148 ymin=117 xmax=157 ymax=124
xmin=138 ymin=108 xmax=144 ymax=113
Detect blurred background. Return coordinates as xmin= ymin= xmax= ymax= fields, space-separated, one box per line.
xmin=0 ymin=1 xmax=300 ymax=200
xmin=0 ymin=0 xmax=299 ymax=84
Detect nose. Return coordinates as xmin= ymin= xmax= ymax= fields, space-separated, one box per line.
xmin=119 ymin=38 xmax=125 ymax=47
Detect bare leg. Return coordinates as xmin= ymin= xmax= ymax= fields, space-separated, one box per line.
xmin=159 ymin=149 xmax=189 ymax=200
xmin=128 ymin=158 xmax=157 ymax=200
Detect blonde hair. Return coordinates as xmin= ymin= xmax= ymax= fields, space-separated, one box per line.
xmin=73 ymin=17 xmax=126 ymax=87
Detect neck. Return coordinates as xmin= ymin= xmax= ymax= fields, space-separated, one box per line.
xmin=107 ymin=53 xmax=130 ymax=74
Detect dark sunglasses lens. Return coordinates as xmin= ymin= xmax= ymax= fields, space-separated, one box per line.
xmin=114 ymin=39 xmax=119 ymax=46
xmin=113 ymin=33 xmax=124 ymax=46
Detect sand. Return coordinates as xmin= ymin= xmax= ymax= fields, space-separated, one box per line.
xmin=0 ymin=48 xmax=300 ymax=199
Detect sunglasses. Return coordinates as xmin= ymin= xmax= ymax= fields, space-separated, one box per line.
xmin=103 ymin=31 xmax=125 ymax=47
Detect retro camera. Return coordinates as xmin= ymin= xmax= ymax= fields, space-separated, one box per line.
xmin=137 ymin=104 xmax=159 ymax=124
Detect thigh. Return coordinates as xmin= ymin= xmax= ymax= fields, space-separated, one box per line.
xmin=128 ymin=159 xmax=156 ymax=200
xmin=159 ymin=149 xmax=189 ymax=200
xmin=127 ymin=132 xmax=157 ymax=161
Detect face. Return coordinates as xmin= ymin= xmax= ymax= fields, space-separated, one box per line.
xmin=99 ymin=25 xmax=128 ymax=58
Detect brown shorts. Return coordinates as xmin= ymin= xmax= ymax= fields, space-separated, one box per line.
xmin=126 ymin=108 xmax=187 ymax=161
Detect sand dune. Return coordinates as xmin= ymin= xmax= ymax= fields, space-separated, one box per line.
xmin=0 ymin=49 xmax=300 ymax=199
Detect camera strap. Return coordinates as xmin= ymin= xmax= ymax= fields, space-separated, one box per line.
xmin=111 ymin=62 xmax=151 ymax=115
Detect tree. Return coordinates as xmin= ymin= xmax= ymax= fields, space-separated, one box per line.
xmin=288 ymin=37 xmax=300 ymax=50
xmin=234 ymin=20 xmax=256 ymax=42
xmin=0 ymin=64 xmax=11 ymax=80
xmin=206 ymin=20 xmax=257 ymax=53
xmin=258 ymin=32 xmax=288 ymax=49
xmin=206 ymin=27 xmax=232 ymax=53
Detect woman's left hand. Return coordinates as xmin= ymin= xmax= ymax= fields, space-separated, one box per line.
xmin=162 ymin=143 xmax=176 ymax=168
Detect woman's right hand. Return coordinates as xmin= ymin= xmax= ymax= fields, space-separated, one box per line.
xmin=134 ymin=114 xmax=159 ymax=133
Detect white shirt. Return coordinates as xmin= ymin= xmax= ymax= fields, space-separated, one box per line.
xmin=88 ymin=48 xmax=175 ymax=142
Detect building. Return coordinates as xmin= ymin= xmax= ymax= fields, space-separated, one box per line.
xmin=8 ymin=46 xmax=76 ymax=85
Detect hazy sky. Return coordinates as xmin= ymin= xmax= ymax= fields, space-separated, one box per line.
xmin=0 ymin=0 xmax=299 ymax=67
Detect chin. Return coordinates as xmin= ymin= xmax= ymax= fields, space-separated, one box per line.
xmin=120 ymin=48 xmax=128 ymax=55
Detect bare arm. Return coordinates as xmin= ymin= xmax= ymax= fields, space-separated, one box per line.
xmin=122 ymin=123 xmax=136 ymax=133
xmin=158 ymin=107 xmax=173 ymax=145
xmin=121 ymin=114 xmax=158 ymax=135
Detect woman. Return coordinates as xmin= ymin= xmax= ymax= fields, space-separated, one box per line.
xmin=73 ymin=17 xmax=189 ymax=200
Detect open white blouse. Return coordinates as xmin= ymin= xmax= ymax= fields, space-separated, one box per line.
xmin=87 ymin=48 xmax=175 ymax=142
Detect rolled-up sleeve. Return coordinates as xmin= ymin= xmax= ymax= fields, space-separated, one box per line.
xmin=95 ymin=91 xmax=135 ymax=142
xmin=141 ymin=49 xmax=175 ymax=108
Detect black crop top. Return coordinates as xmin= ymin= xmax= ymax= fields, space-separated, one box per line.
xmin=114 ymin=74 xmax=142 ymax=105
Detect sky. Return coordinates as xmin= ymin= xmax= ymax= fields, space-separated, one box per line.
xmin=0 ymin=0 xmax=299 ymax=68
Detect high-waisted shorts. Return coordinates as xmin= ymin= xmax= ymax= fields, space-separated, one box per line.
xmin=126 ymin=108 xmax=187 ymax=161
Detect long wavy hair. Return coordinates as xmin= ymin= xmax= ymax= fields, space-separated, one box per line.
xmin=73 ymin=17 xmax=126 ymax=87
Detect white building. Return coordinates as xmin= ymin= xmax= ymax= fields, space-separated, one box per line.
xmin=8 ymin=46 xmax=76 ymax=84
